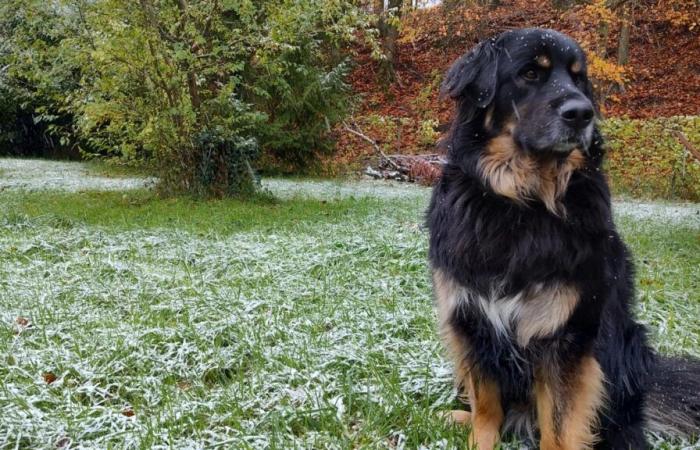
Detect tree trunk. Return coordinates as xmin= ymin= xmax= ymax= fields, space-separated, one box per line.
xmin=175 ymin=0 xmax=202 ymax=110
xmin=617 ymin=1 xmax=634 ymax=66
xmin=375 ymin=0 xmax=401 ymax=84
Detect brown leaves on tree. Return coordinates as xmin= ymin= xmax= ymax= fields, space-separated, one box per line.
xmin=334 ymin=0 xmax=700 ymax=168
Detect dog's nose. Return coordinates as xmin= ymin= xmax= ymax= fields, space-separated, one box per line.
xmin=559 ymin=99 xmax=594 ymax=130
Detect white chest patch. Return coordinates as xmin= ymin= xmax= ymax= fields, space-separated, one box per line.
xmin=433 ymin=270 xmax=580 ymax=348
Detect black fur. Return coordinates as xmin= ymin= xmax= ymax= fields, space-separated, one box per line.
xmin=428 ymin=28 xmax=700 ymax=448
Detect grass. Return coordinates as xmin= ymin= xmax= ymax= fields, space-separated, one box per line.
xmin=0 ymin=162 xmax=698 ymax=449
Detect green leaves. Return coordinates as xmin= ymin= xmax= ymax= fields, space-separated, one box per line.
xmin=0 ymin=0 xmax=368 ymax=194
xmin=603 ymin=116 xmax=700 ymax=201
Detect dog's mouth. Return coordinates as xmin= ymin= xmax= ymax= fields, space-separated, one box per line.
xmin=548 ymin=140 xmax=581 ymax=155
xmin=514 ymin=129 xmax=591 ymax=157
xmin=515 ymin=135 xmax=576 ymax=157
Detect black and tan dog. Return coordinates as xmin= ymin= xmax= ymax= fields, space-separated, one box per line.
xmin=427 ymin=28 xmax=700 ymax=449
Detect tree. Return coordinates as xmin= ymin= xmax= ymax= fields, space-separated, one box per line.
xmin=616 ymin=1 xmax=634 ymax=66
xmin=0 ymin=0 xmax=86 ymax=158
xmin=374 ymin=0 xmax=403 ymax=84
xmin=1 ymin=0 xmax=369 ymax=195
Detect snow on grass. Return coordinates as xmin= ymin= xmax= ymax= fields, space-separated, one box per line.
xmin=0 ymin=212 xmax=458 ymax=449
xmin=0 ymin=158 xmax=698 ymax=449
xmin=262 ymin=178 xmax=431 ymax=201
xmin=1 ymin=207 xmax=696 ymax=449
xmin=0 ymin=158 xmax=155 ymax=192
xmin=268 ymin=183 xmax=700 ymax=239
xmin=262 ymin=178 xmax=700 ymax=228
xmin=1 ymin=157 xmax=697 ymax=230
xmin=615 ymin=200 xmax=700 ymax=228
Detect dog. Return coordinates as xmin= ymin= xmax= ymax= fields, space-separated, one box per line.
xmin=427 ymin=28 xmax=700 ymax=449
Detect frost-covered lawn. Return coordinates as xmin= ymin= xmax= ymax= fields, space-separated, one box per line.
xmin=0 ymin=159 xmax=698 ymax=449
xmin=0 ymin=158 xmax=155 ymax=192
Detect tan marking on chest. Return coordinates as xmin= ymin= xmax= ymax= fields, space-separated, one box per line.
xmin=432 ymin=270 xmax=580 ymax=347
xmin=515 ymin=283 xmax=580 ymax=347
xmin=478 ymin=133 xmax=585 ymax=216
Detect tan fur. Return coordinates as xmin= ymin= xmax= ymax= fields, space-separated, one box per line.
xmin=516 ymin=283 xmax=580 ymax=347
xmin=571 ymin=60 xmax=583 ymax=74
xmin=433 ymin=270 xmax=470 ymax=399
xmin=478 ymin=131 xmax=585 ymax=216
xmin=434 ymin=269 xmax=504 ymax=449
xmin=535 ymin=375 xmax=558 ymax=449
xmin=433 ymin=270 xmax=503 ymax=450
xmin=468 ymin=375 xmax=504 ymax=450
xmin=536 ymin=54 xmax=552 ymax=69
xmin=536 ymin=356 xmax=606 ymax=450
xmin=484 ymin=104 xmax=495 ymax=130
xmin=444 ymin=409 xmax=472 ymax=425
xmin=560 ymin=356 xmax=606 ymax=449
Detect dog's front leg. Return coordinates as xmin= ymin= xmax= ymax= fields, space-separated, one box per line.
xmin=467 ymin=372 xmax=504 ymax=450
xmin=535 ymin=354 xmax=606 ymax=450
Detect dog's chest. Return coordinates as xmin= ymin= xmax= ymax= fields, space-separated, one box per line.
xmin=434 ymin=270 xmax=579 ymax=348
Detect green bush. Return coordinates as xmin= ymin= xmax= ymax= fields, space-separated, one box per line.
xmin=0 ymin=0 xmax=370 ymax=196
xmin=602 ymin=116 xmax=700 ymax=201
xmin=0 ymin=1 xmax=86 ymax=158
xmin=251 ymin=1 xmax=363 ymax=172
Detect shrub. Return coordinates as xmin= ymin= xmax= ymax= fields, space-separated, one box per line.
xmin=0 ymin=1 xmax=86 ymax=158
xmin=0 ymin=0 xmax=370 ymax=195
xmin=602 ymin=116 xmax=700 ymax=201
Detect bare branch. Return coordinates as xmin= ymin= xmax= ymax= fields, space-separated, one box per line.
xmin=342 ymin=120 xmax=400 ymax=170
xmin=672 ymin=131 xmax=700 ymax=163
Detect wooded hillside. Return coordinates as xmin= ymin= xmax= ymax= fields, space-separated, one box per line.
xmin=334 ymin=0 xmax=699 ymax=168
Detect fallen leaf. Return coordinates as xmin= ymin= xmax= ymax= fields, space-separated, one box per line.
xmin=42 ymin=372 xmax=57 ymax=384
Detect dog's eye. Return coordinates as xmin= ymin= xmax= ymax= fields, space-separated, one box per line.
xmin=522 ymin=69 xmax=539 ymax=81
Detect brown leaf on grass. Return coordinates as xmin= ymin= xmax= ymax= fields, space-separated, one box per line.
xmin=42 ymin=372 xmax=57 ymax=384
xmin=55 ymin=437 xmax=71 ymax=448
xmin=13 ymin=316 xmax=34 ymax=335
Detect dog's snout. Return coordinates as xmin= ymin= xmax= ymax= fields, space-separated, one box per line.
xmin=559 ymin=99 xmax=594 ymax=130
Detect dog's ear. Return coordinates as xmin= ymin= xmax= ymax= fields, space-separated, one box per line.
xmin=441 ymin=39 xmax=499 ymax=108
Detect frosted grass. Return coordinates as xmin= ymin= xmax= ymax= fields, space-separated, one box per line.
xmin=1 ymin=212 xmax=698 ymax=448
xmin=0 ymin=159 xmax=155 ymax=192
xmin=1 ymin=157 xmax=698 ymax=230
xmin=264 ymin=178 xmax=700 ymax=228
xmin=614 ymin=200 xmax=700 ymax=228
xmin=0 ymin=158 xmax=697 ymax=448
xmin=0 ymin=213 xmax=455 ymax=449
xmin=262 ymin=178 xmax=431 ymax=201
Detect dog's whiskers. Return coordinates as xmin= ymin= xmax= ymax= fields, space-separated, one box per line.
xmin=511 ymin=100 xmax=521 ymax=122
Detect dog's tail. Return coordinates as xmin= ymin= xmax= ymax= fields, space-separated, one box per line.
xmin=645 ymin=355 xmax=700 ymax=437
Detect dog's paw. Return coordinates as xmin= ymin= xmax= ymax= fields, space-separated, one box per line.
xmin=440 ymin=409 xmax=472 ymax=426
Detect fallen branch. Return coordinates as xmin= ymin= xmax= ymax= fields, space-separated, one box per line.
xmin=672 ymin=131 xmax=700 ymax=163
xmin=342 ymin=120 xmax=400 ymax=170
xmin=364 ymin=152 xmax=444 ymax=185
xmin=342 ymin=119 xmax=446 ymax=185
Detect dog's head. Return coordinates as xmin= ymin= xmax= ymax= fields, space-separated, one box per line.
xmin=443 ymin=28 xmax=596 ymax=156
xmin=441 ymin=29 xmax=600 ymax=215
